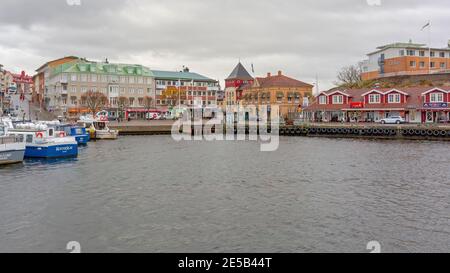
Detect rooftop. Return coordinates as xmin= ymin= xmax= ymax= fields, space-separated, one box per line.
xmin=51 ymin=59 xmax=153 ymax=77
xmin=151 ymin=70 xmax=216 ymax=82
xmin=226 ymin=62 xmax=254 ymax=81
xmin=244 ymin=71 xmax=313 ymax=89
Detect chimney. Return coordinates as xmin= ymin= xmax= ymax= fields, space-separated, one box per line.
xmin=278 ymin=70 xmax=282 ymax=76
xmin=267 ymin=72 xmax=271 ymax=77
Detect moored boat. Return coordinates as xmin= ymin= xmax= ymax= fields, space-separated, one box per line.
xmin=0 ymin=123 xmax=26 ymax=165
xmin=53 ymin=124 xmax=90 ymax=145
xmin=77 ymin=116 xmax=118 ymax=140
xmin=9 ymin=124 xmax=78 ymax=158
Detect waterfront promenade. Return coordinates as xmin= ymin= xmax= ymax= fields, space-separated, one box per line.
xmin=109 ymin=119 xmax=450 ymax=141
xmin=109 ymin=120 xmax=175 ymax=135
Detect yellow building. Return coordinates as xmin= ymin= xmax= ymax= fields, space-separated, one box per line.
xmin=241 ymin=71 xmax=313 ymax=119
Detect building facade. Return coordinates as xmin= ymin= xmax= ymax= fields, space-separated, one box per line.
xmin=33 ymin=56 xmax=79 ymax=105
xmin=153 ymin=69 xmax=219 ymax=112
xmin=241 ymin=71 xmax=313 ymax=119
xmin=305 ymin=87 xmax=450 ymax=123
xmin=42 ymin=58 xmax=154 ymax=118
xmin=224 ymin=62 xmax=254 ymax=107
xmin=361 ymin=40 xmax=450 ymax=80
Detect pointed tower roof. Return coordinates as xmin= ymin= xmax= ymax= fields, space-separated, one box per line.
xmin=226 ymin=62 xmax=254 ymax=81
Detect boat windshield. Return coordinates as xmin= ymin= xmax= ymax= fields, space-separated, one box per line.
xmin=94 ymin=122 xmax=106 ymax=130
xmin=0 ymin=126 xmax=5 ymax=136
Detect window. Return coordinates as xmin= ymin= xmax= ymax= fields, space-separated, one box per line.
xmin=71 ymin=87 xmax=77 ymax=93
xmin=26 ymin=135 xmax=33 ymax=143
xmin=369 ymin=94 xmax=381 ymax=104
xmin=332 ymin=95 xmax=343 ymax=104
xmin=129 ymin=97 xmax=135 ymax=106
xmin=399 ymin=50 xmax=405 ymax=56
xmin=430 ymin=93 xmax=444 ymax=103
xmin=419 ymin=51 xmax=425 ymax=57
xmin=430 ymin=51 xmax=435 ymax=57
xmin=71 ymin=74 xmax=77 ymax=82
xmin=80 ymin=74 xmax=87 ymax=82
xmin=388 ymin=94 xmax=401 ymax=103
xmin=410 ymin=61 xmax=416 ymax=67
xmin=439 ymin=52 xmax=445 ymax=58
xmin=71 ymin=96 xmax=77 ymax=105
xmin=91 ymin=74 xmax=97 ymax=82
xmin=430 ymin=62 xmax=436 ymax=68
xmin=319 ymin=96 xmax=327 ymax=104
xmin=138 ymin=97 xmax=144 ymax=106
xmin=440 ymin=62 xmax=446 ymax=69
xmin=406 ymin=50 xmax=415 ymax=56
xmin=419 ymin=61 xmax=425 ymax=68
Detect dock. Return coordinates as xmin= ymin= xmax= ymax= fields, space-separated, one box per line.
xmin=109 ymin=120 xmax=450 ymax=141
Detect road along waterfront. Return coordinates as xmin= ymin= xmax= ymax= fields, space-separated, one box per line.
xmin=0 ymin=136 xmax=449 ymax=252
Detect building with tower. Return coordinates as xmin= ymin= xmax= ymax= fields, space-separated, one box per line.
xmin=224 ymin=62 xmax=254 ymax=107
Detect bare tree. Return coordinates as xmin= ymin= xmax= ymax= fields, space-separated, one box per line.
xmin=81 ymin=90 xmax=108 ymax=115
xmin=143 ymin=96 xmax=153 ymax=114
xmin=335 ymin=63 xmax=363 ymax=88
xmin=117 ymin=96 xmax=129 ymax=120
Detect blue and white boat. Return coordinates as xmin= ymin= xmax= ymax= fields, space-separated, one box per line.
xmin=54 ymin=124 xmax=90 ymax=145
xmin=0 ymin=122 xmax=26 ymax=165
xmin=9 ymin=123 xmax=78 ymax=158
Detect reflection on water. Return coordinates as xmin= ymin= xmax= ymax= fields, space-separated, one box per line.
xmin=0 ymin=136 xmax=449 ymax=253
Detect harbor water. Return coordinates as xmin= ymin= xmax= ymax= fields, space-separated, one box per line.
xmin=0 ymin=136 xmax=449 ymax=252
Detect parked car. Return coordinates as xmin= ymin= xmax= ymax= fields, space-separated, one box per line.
xmin=380 ymin=116 xmax=405 ymax=124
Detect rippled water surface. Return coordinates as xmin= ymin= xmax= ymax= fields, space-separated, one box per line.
xmin=1 ymin=136 xmax=449 ymax=252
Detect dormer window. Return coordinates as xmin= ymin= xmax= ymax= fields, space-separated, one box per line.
xmin=332 ymin=95 xmax=343 ymax=104
xmin=388 ymin=93 xmax=401 ymax=103
xmin=430 ymin=93 xmax=444 ymax=103
xmin=319 ymin=95 xmax=327 ymax=104
xmin=369 ymin=94 xmax=381 ymax=104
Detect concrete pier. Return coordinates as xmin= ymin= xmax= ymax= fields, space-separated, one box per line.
xmin=109 ymin=120 xmax=450 ymax=141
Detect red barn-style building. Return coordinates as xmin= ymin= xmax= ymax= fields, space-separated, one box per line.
xmin=305 ymin=87 xmax=450 ymax=123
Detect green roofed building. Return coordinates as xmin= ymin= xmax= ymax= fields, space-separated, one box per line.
xmin=152 ymin=67 xmax=220 ymax=110
xmin=36 ymin=57 xmax=220 ymax=119
xmin=42 ymin=57 xmax=155 ymax=118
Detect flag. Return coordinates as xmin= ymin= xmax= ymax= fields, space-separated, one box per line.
xmin=421 ymin=21 xmax=430 ymax=31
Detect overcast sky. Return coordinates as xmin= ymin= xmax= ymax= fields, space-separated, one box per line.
xmin=1 ymin=0 xmax=449 ymax=90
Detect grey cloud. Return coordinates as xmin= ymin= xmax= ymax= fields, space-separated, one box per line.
xmin=1 ymin=0 xmax=449 ymax=89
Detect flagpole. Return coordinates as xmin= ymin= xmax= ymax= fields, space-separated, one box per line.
xmin=428 ymin=21 xmax=431 ymax=75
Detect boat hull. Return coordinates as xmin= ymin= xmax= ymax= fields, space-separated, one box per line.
xmin=74 ymin=134 xmax=90 ymax=145
xmin=0 ymin=149 xmax=25 ymax=165
xmin=94 ymin=131 xmax=118 ymax=140
xmin=25 ymin=143 xmax=78 ymax=158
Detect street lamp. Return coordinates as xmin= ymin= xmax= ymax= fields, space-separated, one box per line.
xmin=0 ymin=64 xmax=4 ymax=115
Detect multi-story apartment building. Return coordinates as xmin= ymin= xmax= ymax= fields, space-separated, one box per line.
xmin=224 ymin=62 xmax=254 ymax=107
xmin=241 ymin=70 xmax=313 ymax=119
xmin=361 ymin=40 xmax=450 ymax=80
xmin=33 ymin=56 xmax=79 ymax=105
xmin=42 ymin=58 xmax=154 ymax=118
xmin=153 ymin=69 xmax=219 ymax=110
